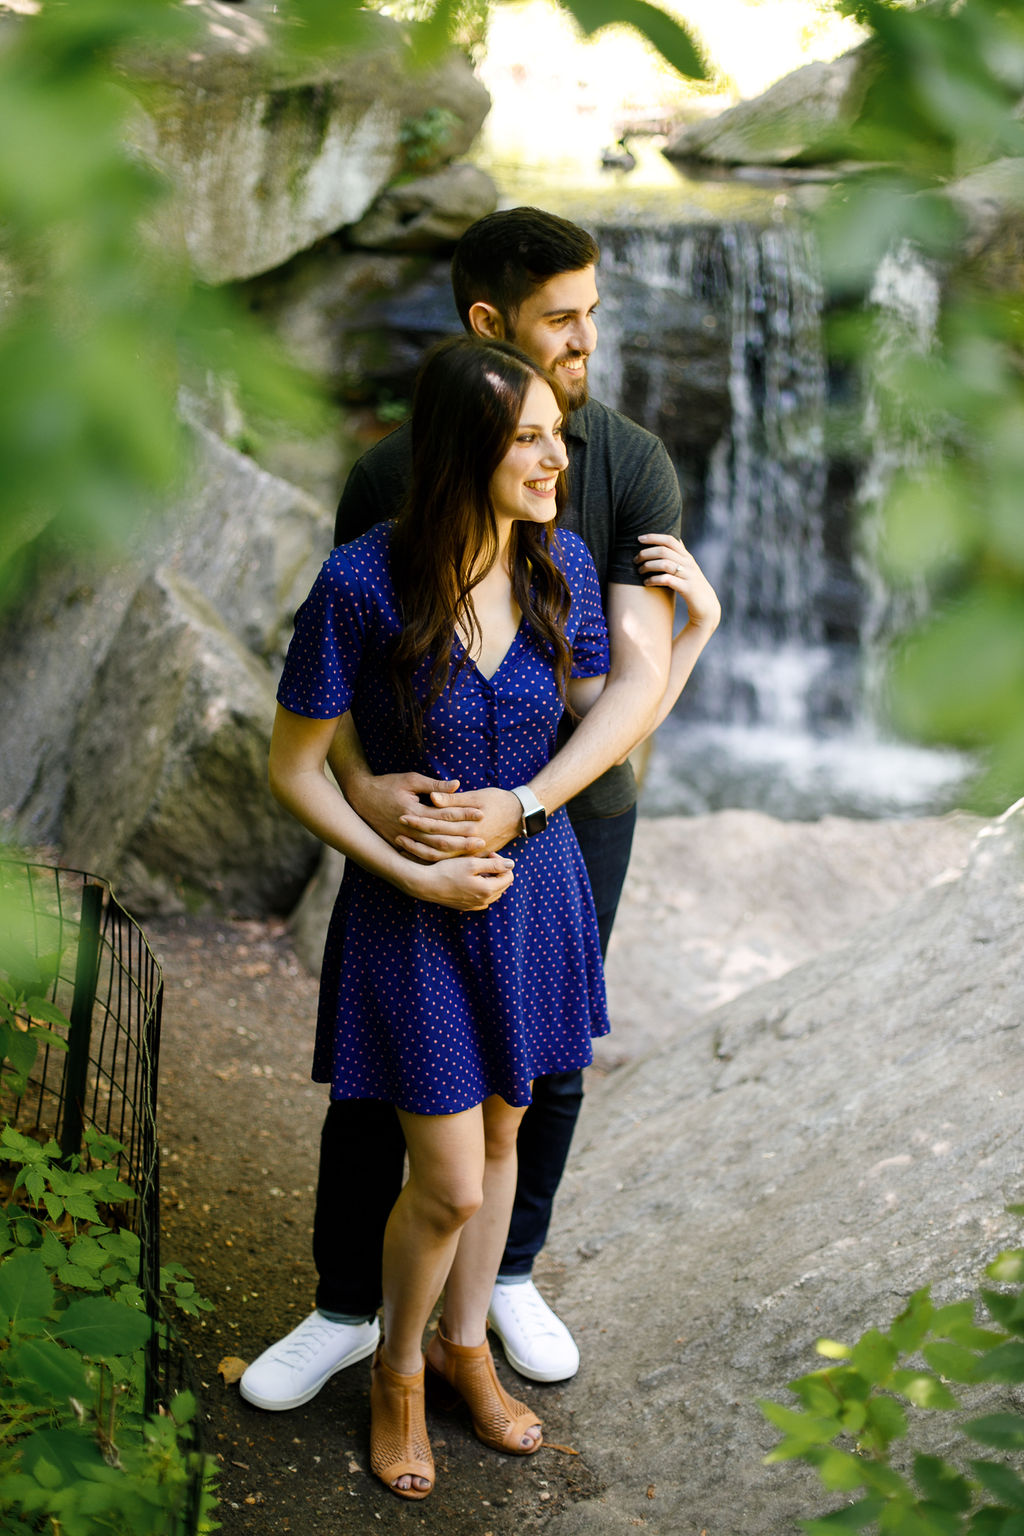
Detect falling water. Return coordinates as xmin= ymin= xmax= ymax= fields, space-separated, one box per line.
xmin=589 ymin=219 xmax=968 ymax=817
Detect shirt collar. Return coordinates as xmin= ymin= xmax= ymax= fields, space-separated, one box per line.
xmin=565 ymin=401 xmax=590 ymax=443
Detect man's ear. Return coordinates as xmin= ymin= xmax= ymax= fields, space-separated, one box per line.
xmin=468 ymin=301 xmax=506 ymax=340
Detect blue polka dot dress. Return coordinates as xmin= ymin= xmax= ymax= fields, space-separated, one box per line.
xmin=277 ymin=522 xmax=611 ymax=1115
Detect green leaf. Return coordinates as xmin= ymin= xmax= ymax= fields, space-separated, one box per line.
xmin=850 ymin=1329 xmax=899 ymax=1385
xmin=863 ymin=1394 xmax=908 ymax=1448
xmin=891 ymin=1370 xmax=960 ymax=1410
xmin=799 ymin=1498 xmax=886 ymax=1532
xmin=4 ymin=1336 xmax=91 ymax=1403
xmin=889 ymin=1289 xmax=934 ymax=1354
xmin=0 ymin=1248 xmax=55 ymax=1328
xmin=760 ymin=1399 xmax=841 ymax=1445
xmin=982 ymin=1289 xmax=1024 ymax=1334
xmin=923 ymin=1341 xmax=982 ymax=1383
xmin=963 ymin=1413 xmax=1024 ymax=1451
xmin=807 ymin=1446 xmax=869 ymax=1493
xmin=558 ymin=0 xmax=708 ymax=78
xmin=969 ymin=1458 xmax=1024 ymax=1510
xmin=54 ymin=1295 xmax=151 ymax=1358
xmin=912 ymin=1453 xmax=973 ymax=1511
xmin=975 ymin=1340 xmax=1024 ymax=1384
xmin=18 ymin=1425 xmax=105 ymax=1485
xmin=21 ymin=996 xmax=70 ymax=1029
xmin=986 ymin=1251 xmax=1024 ymax=1285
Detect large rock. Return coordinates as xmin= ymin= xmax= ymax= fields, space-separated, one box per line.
xmin=62 ymin=570 xmax=319 ymax=916
xmin=537 ymin=804 xmax=1024 ymax=1533
xmin=0 ymin=419 xmax=330 ymax=894
xmin=665 ymin=43 xmax=876 ymax=167
xmin=129 ymin=0 xmax=490 ymax=282
xmin=348 ymin=162 xmax=498 ymax=252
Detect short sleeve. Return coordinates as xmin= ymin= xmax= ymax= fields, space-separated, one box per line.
xmin=604 ymin=436 xmax=682 ymax=588
xmin=563 ymin=534 xmax=610 ymax=680
xmin=276 ymin=553 xmax=368 ymax=719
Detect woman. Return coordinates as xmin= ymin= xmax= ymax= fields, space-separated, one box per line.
xmin=269 ymin=337 xmax=611 ymax=1500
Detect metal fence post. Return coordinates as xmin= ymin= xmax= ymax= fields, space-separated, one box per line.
xmin=59 ymin=880 xmax=104 ymax=1164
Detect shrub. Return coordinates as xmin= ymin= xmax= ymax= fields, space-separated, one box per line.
xmin=761 ymin=1209 xmax=1024 ymax=1534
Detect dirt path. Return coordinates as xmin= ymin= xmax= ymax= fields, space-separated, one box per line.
xmin=151 ymin=811 xmax=977 ymax=1535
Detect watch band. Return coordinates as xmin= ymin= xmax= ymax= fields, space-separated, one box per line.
xmin=510 ymin=785 xmax=547 ymax=838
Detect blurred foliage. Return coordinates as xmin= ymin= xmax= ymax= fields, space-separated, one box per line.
xmin=0 ymin=0 xmax=703 ymax=619
xmin=821 ymin=0 xmax=1024 ymax=810
xmin=761 ymin=1213 xmax=1024 ymax=1535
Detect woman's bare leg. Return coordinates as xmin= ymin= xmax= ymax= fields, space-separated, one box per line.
xmin=442 ymin=1095 xmax=527 ymax=1344
xmin=378 ymin=1105 xmax=486 ymax=1492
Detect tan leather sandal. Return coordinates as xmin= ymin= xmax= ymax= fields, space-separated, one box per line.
xmin=425 ymin=1322 xmax=542 ymax=1455
xmin=370 ymin=1345 xmax=434 ymax=1500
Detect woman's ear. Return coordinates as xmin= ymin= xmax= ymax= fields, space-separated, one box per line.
xmin=468 ymin=302 xmax=506 ymax=340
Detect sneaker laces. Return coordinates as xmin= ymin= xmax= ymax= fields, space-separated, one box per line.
xmin=498 ymin=1285 xmax=562 ymax=1339
xmin=271 ymin=1317 xmax=340 ymax=1368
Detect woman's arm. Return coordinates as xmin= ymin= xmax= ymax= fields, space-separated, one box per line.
xmin=270 ymin=705 xmax=513 ymax=912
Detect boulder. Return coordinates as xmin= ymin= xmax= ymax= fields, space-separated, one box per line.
xmin=62 ymin=569 xmax=319 ymax=916
xmin=0 ymin=417 xmax=330 ymax=887
xmin=540 ymin=803 xmax=1024 ymax=1533
xmin=129 ymin=0 xmax=490 ymax=282
xmin=664 ymin=43 xmax=876 ymax=167
xmin=348 ymin=162 xmax=498 ymax=252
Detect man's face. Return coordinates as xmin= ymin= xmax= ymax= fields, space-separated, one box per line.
xmin=507 ymin=266 xmax=599 ymax=411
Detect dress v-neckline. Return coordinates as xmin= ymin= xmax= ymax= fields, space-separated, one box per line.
xmin=454 ymin=615 xmax=525 ymax=684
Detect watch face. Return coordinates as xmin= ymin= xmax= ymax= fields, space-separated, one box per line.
xmin=524 ymin=805 xmax=547 ymax=836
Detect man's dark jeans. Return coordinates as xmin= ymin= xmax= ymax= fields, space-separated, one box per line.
xmin=313 ymin=803 xmax=637 ymax=1317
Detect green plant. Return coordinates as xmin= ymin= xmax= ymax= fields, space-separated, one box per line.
xmin=399 ymin=105 xmax=460 ymax=169
xmin=0 ymin=1123 xmax=217 ymax=1535
xmin=761 ymin=1210 xmax=1024 ymax=1534
xmin=0 ymin=939 xmax=68 ymax=1098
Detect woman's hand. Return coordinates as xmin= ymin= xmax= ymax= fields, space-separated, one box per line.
xmin=635 ymin=533 xmax=721 ymax=633
xmin=401 ymin=852 xmax=515 ymax=911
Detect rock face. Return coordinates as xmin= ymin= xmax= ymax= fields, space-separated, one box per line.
xmin=0 ymin=419 xmax=330 ymax=910
xmin=665 ymin=43 xmax=875 ymax=166
xmin=348 ymin=162 xmax=498 ymax=252
xmin=538 ymin=803 xmax=1024 ymax=1534
xmin=131 ymin=0 xmax=490 ymax=282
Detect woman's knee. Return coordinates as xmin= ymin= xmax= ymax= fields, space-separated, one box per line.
xmin=412 ymin=1172 xmax=484 ymax=1235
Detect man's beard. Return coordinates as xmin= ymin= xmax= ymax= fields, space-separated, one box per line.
xmin=559 ymin=357 xmax=590 ymax=410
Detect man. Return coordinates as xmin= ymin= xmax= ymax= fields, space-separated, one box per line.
xmin=241 ymin=207 xmax=718 ymax=1410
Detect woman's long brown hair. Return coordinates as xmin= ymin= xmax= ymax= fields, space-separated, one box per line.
xmin=389 ymin=336 xmax=573 ymax=747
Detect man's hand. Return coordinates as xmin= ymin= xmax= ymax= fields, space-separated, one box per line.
xmin=396 ymin=786 xmax=523 ymax=862
xmin=347 ymin=770 xmax=487 ymax=857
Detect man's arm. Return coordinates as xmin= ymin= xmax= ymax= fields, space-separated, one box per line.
xmin=394 ymin=580 xmax=673 ymax=858
xmin=326 ymin=712 xmax=487 ymax=854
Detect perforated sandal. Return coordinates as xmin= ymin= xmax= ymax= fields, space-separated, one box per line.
xmin=425 ymin=1323 xmax=542 ymax=1456
xmin=369 ymin=1346 xmax=434 ymax=1500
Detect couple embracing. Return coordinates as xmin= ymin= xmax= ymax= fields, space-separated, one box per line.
xmin=244 ymin=207 xmax=720 ymax=1499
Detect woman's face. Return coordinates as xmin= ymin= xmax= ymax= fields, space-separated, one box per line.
xmin=488 ymin=378 xmax=569 ymax=529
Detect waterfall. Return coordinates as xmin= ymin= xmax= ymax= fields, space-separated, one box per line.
xmin=589 ymin=218 xmax=967 ymax=817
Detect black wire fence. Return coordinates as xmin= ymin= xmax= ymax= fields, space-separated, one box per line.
xmin=0 ymin=858 xmax=205 ymax=1534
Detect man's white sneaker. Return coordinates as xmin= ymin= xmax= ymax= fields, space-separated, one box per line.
xmin=239 ymin=1312 xmax=380 ymax=1410
xmin=487 ymin=1280 xmax=580 ymax=1383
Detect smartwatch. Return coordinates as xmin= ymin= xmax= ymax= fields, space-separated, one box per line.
xmin=510 ymin=785 xmax=547 ymax=838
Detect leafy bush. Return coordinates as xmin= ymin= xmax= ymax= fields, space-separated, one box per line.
xmin=0 ymin=1123 xmax=217 ymax=1534
xmin=761 ymin=1210 xmax=1024 ymax=1534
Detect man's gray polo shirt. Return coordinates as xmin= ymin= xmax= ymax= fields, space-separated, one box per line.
xmin=333 ymin=396 xmax=682 ymax=822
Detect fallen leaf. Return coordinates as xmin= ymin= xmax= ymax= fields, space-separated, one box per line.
xmin=218 ymin=1356 xmax=248 ymax=1385
xmin=543 ymin=1442 xmax=579 ymax=1455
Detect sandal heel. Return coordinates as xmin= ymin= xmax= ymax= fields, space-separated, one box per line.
xmin=425 ymin=1323 xmax=542 ymax=1456
xmin=370 ymin=1346 xmax=434 ymax=1500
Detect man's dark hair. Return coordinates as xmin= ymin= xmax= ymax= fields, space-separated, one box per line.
xmin=451 ymin=207 xmax=600 ymax=330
